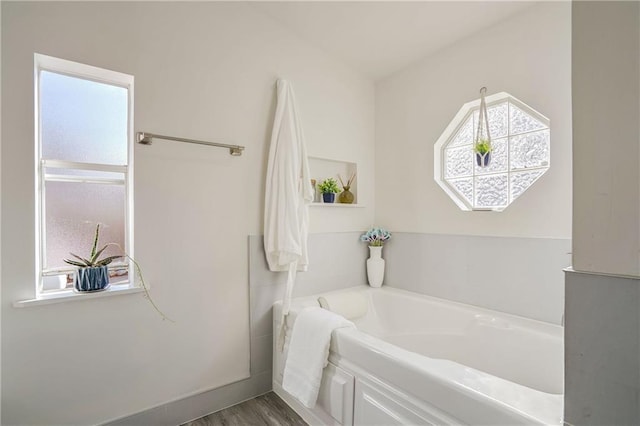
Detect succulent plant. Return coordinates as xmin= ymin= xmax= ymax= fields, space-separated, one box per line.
xmin=63 ymin=224 xmax=121 ymax=268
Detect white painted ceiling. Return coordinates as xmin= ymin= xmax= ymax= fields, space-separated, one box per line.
xmin=251 ymin=1 xmax=537 ymax=80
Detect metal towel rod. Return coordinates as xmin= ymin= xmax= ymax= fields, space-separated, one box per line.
xmin=137 ymin=132 xmax=245 ymax=156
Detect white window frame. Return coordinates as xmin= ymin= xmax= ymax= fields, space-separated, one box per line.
xmin=34 ymin=53 xmax=135 ymax=297
xmin=434 ymin=92 xmax=550 ymax=212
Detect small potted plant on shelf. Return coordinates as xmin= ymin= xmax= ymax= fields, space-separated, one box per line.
xmin=63 ymin=223 xmax=121 ymax=292
xmin=338 ymin=173 xmax=356 ymax=204
xmin=474 ymin=138 xmax=492 ymax=167
xmin=318 ymin=178 xmax=340 ymax=203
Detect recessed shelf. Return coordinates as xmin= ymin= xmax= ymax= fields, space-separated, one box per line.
xmin=309 ymin=156 xmax=358 ymax=205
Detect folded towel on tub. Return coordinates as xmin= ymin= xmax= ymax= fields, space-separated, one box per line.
xmin=282 ymin=307 xmax=356 ymax=408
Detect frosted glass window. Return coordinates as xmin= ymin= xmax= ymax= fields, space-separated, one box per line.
xmin=44 ymin=181 xmax=125 ymax=270
xmin=35 ymin=54 xmax=133 ymax=294
xmin=41 ymin=71 xmax=128 ymax=165
xmin=434 ymin=93 xmax=550 ymax=211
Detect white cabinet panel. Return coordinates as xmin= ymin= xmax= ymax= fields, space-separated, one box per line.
xmin=354 ymin=379 xmax=460 ymax=426
xmin=317 ymin=363 xmax=355 ymax=425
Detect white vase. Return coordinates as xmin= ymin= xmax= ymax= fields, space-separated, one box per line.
xmin=366 ymin=246 xmax=385 ymax=288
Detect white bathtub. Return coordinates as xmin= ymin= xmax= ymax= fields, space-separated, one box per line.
xmin=273 ymin=286 xmax=563 ymax=425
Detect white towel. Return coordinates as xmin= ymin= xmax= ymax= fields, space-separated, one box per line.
xmin=282 ymin=307 xmax=355 ymax=408
xmin=264 ymin=79 xmax=314 ymax=342
xmin=318 ymin=290 xmax=369 ymax=320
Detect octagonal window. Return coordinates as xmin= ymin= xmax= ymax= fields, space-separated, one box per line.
xmin=434 ymin=92 xmax=550 ymax=211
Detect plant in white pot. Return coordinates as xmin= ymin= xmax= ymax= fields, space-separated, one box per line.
xmin=360 ymin=227 xmax=391 ymax=288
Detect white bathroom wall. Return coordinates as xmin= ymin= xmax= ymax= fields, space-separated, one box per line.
xmin=1 ymin=2 xmax=374 ymax=425
xmin=0 ymin=3 xmax=3 ymax=423
xmin=565 ymin=2 xmax=640 ymax=424
xmin=375 ymin=2 xmax=571 ymax=239
xmin=571 ymin=1 xmax=640 ymax=277
xmin=372 ymin=3 xmax=571 ymax=322
xmin=384 ymin=233 xmax=569 ymax=324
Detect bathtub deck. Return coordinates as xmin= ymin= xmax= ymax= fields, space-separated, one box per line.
xmin=183 ymin=392 xmax=307 ymax=426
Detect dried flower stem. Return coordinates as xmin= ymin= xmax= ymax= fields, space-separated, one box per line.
xmin=338 ymin=172 xmax=357 ymax=188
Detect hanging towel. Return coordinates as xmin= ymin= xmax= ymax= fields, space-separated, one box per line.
xmin=264 ymin=79 xmax=314 ymax=346
xmin=282 ymin=307 xmax=356 ymax=408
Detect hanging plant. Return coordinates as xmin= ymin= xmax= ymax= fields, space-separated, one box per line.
xmin=474 ymin=87 xmax=492 ymax=168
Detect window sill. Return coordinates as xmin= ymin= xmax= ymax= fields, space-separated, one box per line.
xmin=13 ymin=285 xmax=144 ymax=308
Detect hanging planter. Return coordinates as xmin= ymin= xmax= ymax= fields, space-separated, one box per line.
xmin=474 ymin=87 xmax=492 ymax=168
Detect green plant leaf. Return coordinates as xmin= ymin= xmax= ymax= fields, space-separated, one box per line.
xmin=63 ymin=258 xmax=87 ymax=267
xmin=69 ymin=252 xmax=92 ymax=266
xmin=95 ymin=255 xmax=122 ymax=266
xmin=90 ymin=224 xmax=100 ymax=259
xmin=474 ymin=138 xmax=492 ymax=155
xmin=90 ymin=244 xmax=110 ymax=264
xmin=319 ymin=177 xmax=340 ymax=193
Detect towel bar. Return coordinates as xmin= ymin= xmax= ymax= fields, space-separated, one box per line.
xmin=137 ymin=132 xmax=244 ymax=156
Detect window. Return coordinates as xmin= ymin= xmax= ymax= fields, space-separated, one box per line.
xmin=35 ymin=54 xmax=134 ymax=295
xmin=434 ymin=92 xmax=550 ymax=211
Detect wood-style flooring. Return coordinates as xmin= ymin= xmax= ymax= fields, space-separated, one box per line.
xmin=183 ymin=392 xmax=307 ymax=426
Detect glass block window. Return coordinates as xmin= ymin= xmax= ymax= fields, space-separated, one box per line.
xmin=35 ymin=54 xmax=134 ymax=294
xmin=434 ymin=92 xmax=550 ymax=211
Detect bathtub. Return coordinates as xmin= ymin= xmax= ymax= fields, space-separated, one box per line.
xmin=273 ymin=286 xmax=563 ymax=425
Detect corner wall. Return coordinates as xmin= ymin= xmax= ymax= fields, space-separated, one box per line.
xmin=375 ymin=2 xmax=571 ymax=239
xmin=1 ymin=3 xmax=374 ymax=424
xmin=373 ymin=3 xmax=572 ymax=321
xmin=566 ymin=2 xmax=640 ymax=424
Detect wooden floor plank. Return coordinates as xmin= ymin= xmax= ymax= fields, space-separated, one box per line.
xmin=183 ymin=392 xmax=307 ymax=426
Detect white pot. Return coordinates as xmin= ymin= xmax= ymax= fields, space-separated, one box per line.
xmin=366 ymin=246 xmax=385 ymax=288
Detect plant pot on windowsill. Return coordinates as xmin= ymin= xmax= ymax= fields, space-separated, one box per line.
xmin=74 ymin=266 xmax=110 ymax=292
xmin=63 ymin=224 xmax=121 ymax=293
xmin=62 ymin=224 xmax=174 ymax=320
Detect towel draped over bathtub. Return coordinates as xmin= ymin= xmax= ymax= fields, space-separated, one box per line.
xmin=283 ymin=307 xmax=356 ymax=408
xmin=264 ymin=79 xmax=314 ymax=348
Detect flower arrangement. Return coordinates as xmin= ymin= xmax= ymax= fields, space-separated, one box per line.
xmin=360 ymin=227 xmax=391 ymax=247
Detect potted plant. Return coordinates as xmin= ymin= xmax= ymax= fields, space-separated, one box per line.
xmin=63 ymin=224 xmax=121 ymax=292
xmin=64 ymin=223 xmax=173 ymax=321
xmin=474 ymin=138 xmax=492 ymax=167
xmin=338 ymin=173 xmax=356 ymax=204
xmin=318 ymin=178 xmax=340 ymax=203
xmin=360 ymin=227 xmax=391 ymax=288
